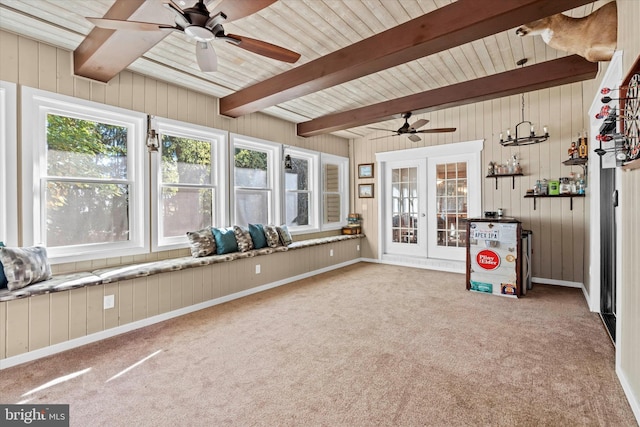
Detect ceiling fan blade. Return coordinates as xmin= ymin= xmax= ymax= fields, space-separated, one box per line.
xmin=408 ymin=134 xmax=422 ymax=142
xmin=226 ymin=34 xmax=300 ymax=63
xmin=207 ymin=0 xmax=276 ymax=23
xmin=164 ymin=1 xmax=190 ymax=28
xmin=409 ymin=119 xmax=429 ymax=130
xmin=86 ymin=17 xmax=173 ymax=32
xmin=196 ymin=41 xmax=217 ymax=72
xmin=367 ymin=127 xmax=396 ymax=132
xmin=369 ymin=134 xmax=400 ymax=141
xmin=415 ymin=128 xmax=457 ymax=134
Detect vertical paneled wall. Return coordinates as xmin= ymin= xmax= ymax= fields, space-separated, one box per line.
xmin=617 ymin=0 xmax=640 ymax=417
xmin=0 ymin=29 xmax=349 ymax=275
xmin=352 ymin=83 xmax=590 ymax=285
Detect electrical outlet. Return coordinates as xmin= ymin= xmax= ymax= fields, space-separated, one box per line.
xmin=255 ymin=264 xmax=261 ymax=274
xmin=330 ymin=249 xmax=334 ymax=257
xmin=104 ymin=294 xmax=115 ymax=310
xmin=357 ymin=244 xmax=360 ymax=251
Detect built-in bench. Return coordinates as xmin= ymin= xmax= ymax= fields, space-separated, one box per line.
xmin=0 ymin=235 xmax=363 ymax=302
xmin=1 ymin=233 xmax=364 ymax=368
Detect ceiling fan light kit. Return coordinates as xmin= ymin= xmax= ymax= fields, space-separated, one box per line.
xmin=499 ymin=59 xmax=549 ymax=147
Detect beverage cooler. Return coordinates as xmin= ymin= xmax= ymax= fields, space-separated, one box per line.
xmin=466 ymin=218 xmax=523 ymax=298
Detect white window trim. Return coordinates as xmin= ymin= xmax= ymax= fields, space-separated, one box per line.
xmin=284 ymin=146 xmax=320 ymax=234
xmin=0 ymin=81 xmax=18 ymax=245
xmin=230 ymin=133 xmax=282 ymax=226
xmin=151 ymin=117 xmax=228 ymax=251
xmin=321 ymin=153 xmax=349 ymax=230
xmin=21 ymin=87 xmax=149 ymax=263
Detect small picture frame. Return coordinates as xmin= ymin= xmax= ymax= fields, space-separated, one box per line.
xmin=358 ymin=163 xmax=374 ymax=179
xmin=358 ymin=183 xmax=374 ymax=198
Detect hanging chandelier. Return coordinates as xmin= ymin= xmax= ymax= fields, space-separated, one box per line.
xmin=500 ymin=58 xmax=549 ymax=147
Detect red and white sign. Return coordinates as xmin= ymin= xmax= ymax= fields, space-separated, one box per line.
xmin=476 ymin=249 xmax=501 ymax=270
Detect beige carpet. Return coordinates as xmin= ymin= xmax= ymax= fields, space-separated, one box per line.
xmin=0 ymin=263 xmax=636 ymax=426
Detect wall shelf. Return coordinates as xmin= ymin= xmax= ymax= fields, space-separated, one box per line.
xmin=524 ymin=193 xmax=585 ymax=210
xmin=562 ymin=157 xmax=588 ymax=175
xmin=486 ymin=173 xmax=523 ymax=190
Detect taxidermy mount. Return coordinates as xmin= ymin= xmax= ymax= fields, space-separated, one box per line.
xmin=515 ymin=1 xmax=617 ymax=62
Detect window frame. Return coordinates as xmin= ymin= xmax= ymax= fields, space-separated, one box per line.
xmin=284 ymin=147 xmax=320 ymax=233
xmin=21 ymin=86 xmax=149 ymax=263
xmin=230 ymin=133 xmax=281 ymax=226
xmin=321 ymin=153 xmax=349 ymax=230
xmin=0 ymin=81 xmax=18 ymax=246
xmin=151 ymin=117 xmax=228 ymax=251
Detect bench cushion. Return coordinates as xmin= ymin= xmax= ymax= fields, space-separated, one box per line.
xmin=0 ymin=234 xmax=361 ymax=301
xmin=0 ymin=271 xmax=102 ymax=302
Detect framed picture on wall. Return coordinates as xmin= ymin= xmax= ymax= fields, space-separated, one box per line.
xmin=358 ymin=183 xmax=374 ymax=198
xmin=358 ymin=163 xmax=374 ymax=178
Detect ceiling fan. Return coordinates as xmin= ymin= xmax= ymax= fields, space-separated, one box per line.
xmin=368 ymin=112 xmax=456 ymax=142
xmin=86 ymin=0 xmax=301 ymax=72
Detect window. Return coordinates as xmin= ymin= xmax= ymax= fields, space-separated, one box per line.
xmin=21 ymin=87 xmax=148 ymax=263
xmin=284 ymin=148 xmax=319 ymax=232
xmin=0 ymin=81 xmax=18 ymax=245
xmin=231 ymin=134 xmax=280 ymax=225
xmin=152 ymin=118 xmax=227 ymax=250
xmin=321 ymin=154 xmax=349 ymax=229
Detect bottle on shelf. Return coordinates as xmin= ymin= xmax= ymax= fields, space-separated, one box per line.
xmin=578 ymin=133 xmax=588 ymax=158
xmin=577 ymin=174 xmax=586 ymax=195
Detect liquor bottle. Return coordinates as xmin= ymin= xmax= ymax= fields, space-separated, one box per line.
xmin=578 ymin=134 xmax=588 ymax=159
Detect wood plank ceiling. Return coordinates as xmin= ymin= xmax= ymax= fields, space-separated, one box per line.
xmin=0 ymin=0 xmax=606 ymax=139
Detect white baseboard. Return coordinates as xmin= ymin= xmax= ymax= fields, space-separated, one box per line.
xmin=532 ymin=277 xmax=583 ymax=288
xmin=0 ymin=258 xmax=360 ymax=370
xmin=617 ymin=365 xmax=640 ymax=425
xmin=532 ymin=277 xmax=589 ymax=305
xmin=363 ymin=257 xmax=466 ymax=274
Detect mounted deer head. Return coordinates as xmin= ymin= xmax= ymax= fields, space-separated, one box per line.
xmin=516 ymin=1 xmax=617 ymax=62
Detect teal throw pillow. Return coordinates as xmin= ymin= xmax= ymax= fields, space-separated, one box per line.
xmin=211 ymin=227 xmax=239 ymax=255
xmin=248 ymin=224 xmax=267 ymax=249
xmin=0 ymin=241 xmax=6 ymax=289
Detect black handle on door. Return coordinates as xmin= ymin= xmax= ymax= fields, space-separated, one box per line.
xmin=612 ymin=190 xmax=618 ymax=207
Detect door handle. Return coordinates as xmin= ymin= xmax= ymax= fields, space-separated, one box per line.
xmin=421 ymin=213 xmax=426 ymax=217
xmin=612 ymin=190 xmax=618 ymax=207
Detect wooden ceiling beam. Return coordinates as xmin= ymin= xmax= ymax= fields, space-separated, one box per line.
xmin=219 ymin=0 xmax=594 ymax=118
xmin=73 ymin=0 xmax=172 ymax=83
xmin=296 ymin=55 xmax=598 ymax=137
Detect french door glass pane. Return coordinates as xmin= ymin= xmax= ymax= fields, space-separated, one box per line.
xmin=45 ymin=181 xmax=129 ymax=247
xmin=391 ymin=167 xmax=418 ymax=244
xmin=161 ymin=187 xmax=213 ymax=237
xmin=436 ymin=162 xmax=468 ymax=247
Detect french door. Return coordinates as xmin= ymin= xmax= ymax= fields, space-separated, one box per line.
xmin=384 ymin=159 xmax=427 ymax=256
xmin=378 ymin=140 xmax=482 ymax=264
xmin=427 ymin=155 xmax=478 ymax=260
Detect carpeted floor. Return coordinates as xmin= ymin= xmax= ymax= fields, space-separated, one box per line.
xmin=0 ymin=263 xmax=636 ymax=426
